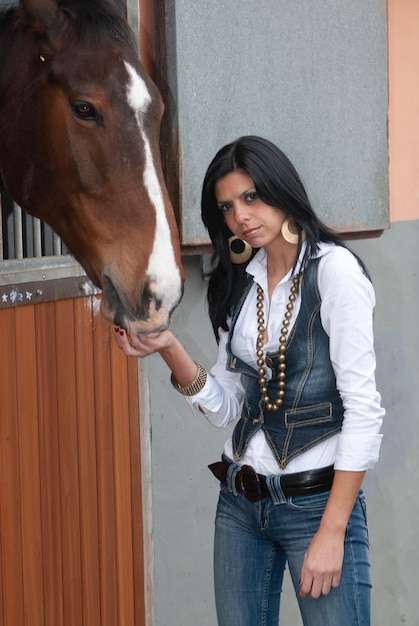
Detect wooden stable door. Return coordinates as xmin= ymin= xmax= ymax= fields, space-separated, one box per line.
xmin=0 ymin=296 xmax=146 ymax=626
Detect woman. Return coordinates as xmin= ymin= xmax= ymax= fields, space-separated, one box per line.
xmin=115 ymin=136 xmax=384 ymax=626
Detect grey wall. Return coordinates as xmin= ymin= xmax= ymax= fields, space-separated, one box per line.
xmin=145 ymin=220 xmax=419 ymax=625
xmin=158 ymin=0 xmax=388 ymax=243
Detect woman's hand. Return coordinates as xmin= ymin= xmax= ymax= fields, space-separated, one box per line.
xmin=298 ymin=469 xmax=365 ymax=599
xmin=298 ymin=526 xmax=344 ymax=599
xmin=113 ymin=327 xmax=175 ymax=358
xmin=114 ymin=327 xmax=200 ymax=389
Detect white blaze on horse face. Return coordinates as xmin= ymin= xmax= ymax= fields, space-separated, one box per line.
xmin=124 ymin=62 xmax=182 ymax=316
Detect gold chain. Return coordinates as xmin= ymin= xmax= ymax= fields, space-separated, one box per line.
xmin=256 ymin=274 xmax=300 ymax=411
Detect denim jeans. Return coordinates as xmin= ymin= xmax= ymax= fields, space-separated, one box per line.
xmin=213 ymin=484 xmax=371 ymax=626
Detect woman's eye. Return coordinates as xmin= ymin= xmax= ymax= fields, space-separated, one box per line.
xmin=245 ymin=191 xmax=258 ymax=202
xmin=218 ymin=203 xmax=232 ymax=213
xmin=72 ymin=101 xmax=98 ymax=121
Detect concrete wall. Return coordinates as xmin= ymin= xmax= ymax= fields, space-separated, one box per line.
xmin=144 ymin=0 xmax=419 ymax=624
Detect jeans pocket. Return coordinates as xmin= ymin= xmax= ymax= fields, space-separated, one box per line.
xmin=288 ymin=489 xmax=331 ymax=511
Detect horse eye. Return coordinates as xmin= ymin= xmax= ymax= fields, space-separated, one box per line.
xmin=72 ymin=101 xmax=97 ymax=121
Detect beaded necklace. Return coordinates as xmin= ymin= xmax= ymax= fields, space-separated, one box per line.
xmin=256 ymin=274 xmax=301 ymax=411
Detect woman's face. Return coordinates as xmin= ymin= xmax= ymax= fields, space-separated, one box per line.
xmin=215 ymin=169 xmax=287 ymax=252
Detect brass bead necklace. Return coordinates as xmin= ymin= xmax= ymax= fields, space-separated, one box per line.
xmin=256 ymin=274 xmax=301 ymax=411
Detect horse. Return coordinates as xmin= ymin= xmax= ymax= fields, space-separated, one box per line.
xmin=0 ymin=0 xmax=184 ymax=334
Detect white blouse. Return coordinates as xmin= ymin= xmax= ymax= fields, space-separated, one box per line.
xmin=184 ymin=242 xmax=384 ymax=476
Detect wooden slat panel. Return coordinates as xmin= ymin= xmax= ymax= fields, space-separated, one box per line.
xmin=127 ymin=355 xmax=146 ymax=622
xmin=15 ymin=305 xmax=44 ymax=626
xmin=73 ymin=298 xmax=101 ymax=624
xmin=0 ymin=457 xmax=2 ymax=626
xmin=0 ymin=296 xmax=145 ymax=626
xmin=55 ymin=300 xmax=83 ymax=625
xmin=92 ymin=315 xmax=119 ymax=626
xmin=110 ymin=337 xmax=135 ymax=625
xmin=0 ymin=308 xmax=25 ymax=626
xmin=35 ymin=302 xmax=65 ymax=626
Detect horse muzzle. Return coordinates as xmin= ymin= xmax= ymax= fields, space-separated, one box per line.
xmin=101 ymin=272 xmax=183 ymax=334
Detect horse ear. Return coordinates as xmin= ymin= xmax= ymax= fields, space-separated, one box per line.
xmin=18 ymin=0 xmax=69 ymax=45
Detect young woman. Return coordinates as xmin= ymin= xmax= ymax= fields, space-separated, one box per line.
xmin=114 ymin=135 xmax=384 ymax=626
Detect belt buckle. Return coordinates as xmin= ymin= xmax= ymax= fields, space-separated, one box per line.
xmin=237 ymin=465 xmax=261 ymax=503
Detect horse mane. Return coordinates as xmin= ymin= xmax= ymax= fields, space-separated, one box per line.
xmin=57 ymin=0 xmax=136 ymax=47
xmin=0 ymin=1 xmax=136 ymax=50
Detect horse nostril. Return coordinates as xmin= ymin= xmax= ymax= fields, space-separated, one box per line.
xmin=138 ymin=282 xmax=162 ymax=318
xmin=103 ymin=274 xmax=130 ymax=326
xmin=103 ymin=272 xmax=166 ymax=326
xmin=149 ymin=293 xmax=161 ymax=314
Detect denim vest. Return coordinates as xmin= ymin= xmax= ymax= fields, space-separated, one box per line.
xmin=226 ymin=258 xmax=344 ymax=469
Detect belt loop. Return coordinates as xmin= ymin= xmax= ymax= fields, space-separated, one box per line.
xmin=266 ymin=474 xmax=287 ymax=505
xmin=226 ymin=462 xmax=241 ymax=496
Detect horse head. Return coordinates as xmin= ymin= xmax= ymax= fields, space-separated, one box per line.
xmin=0 ymin=0 xmax=184 ymax=334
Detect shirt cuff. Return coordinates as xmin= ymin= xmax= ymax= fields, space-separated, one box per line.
xmin=334 ymin=434 xmax=383 ymax=471
xmin=183 ymin=374 xmax=238 ymax=428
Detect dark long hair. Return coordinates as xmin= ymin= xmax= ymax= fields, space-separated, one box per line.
xmin=201 ymin=135 xmax=368 ymax=338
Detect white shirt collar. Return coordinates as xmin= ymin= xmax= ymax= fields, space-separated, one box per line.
xmin=246 ymin=241 xmax=317 ymax=286
xmin=246 ymin=241 xmax=335 ymax=284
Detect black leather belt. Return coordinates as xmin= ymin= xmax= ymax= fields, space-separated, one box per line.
xmin=208 ymin=460 xmax=334 ymax=503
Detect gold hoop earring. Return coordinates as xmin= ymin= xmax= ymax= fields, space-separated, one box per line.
xmin=228 ymin=236 xmax=252 ymax=264
xmin=281 ymin=217 xmax=305 ymax=244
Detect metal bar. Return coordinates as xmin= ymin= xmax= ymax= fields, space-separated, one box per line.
xmin=53 ymin=232 xmax=62 ymax=256
xmin=0 ymin=275 xmax=101 ymax=309
xmin=13 ymin=202 xmax=23 ymax=259
xmin=0 ymin=255 xmax=90 ymax=285
xmin=0 ymin=193 xmax=3 ymax=261
xmin=126 ymin=0 xmax=139 ymax=39
xmin=33 ymin=217 xmax=42 ymax=257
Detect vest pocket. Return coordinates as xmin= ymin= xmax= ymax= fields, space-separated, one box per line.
xmin=285 ymin=402 xmax=332 ymax=427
